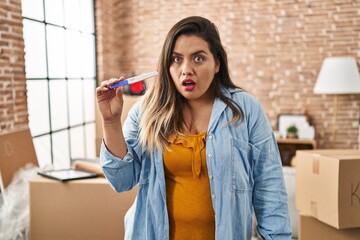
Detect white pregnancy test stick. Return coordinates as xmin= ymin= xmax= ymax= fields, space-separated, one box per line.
xmin=109 ymin=71 xmax=158 ymax=89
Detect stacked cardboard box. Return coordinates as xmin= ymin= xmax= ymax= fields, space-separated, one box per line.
xmin=299 ymin=215 xmax=360 ymax=240
xmin=296 ymin=150 xmax=360 ymax=239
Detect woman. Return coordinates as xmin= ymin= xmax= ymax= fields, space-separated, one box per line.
xmin=97 ymin=16 xmax=291 ymax=239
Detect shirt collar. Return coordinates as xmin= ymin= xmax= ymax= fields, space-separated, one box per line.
xmin=208 ymin=87 xmax=242 ymax=131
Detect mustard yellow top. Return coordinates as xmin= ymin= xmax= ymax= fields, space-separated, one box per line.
xmin=163 ymin=132 xmax=215 ymax=240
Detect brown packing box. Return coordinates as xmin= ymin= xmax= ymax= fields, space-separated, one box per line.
xmin=0 ymin=128 xmax=38 ymax=190
xmin=29 ymin=175 xmax=137 ymax=240
xmin=299 ymin=214 xmax=360 ymax=240
xmin=296 ymin=149 xmax=360 ymax=229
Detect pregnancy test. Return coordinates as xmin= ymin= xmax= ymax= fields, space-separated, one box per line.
xmin=109 ymin=71 xmax=158 ymax=89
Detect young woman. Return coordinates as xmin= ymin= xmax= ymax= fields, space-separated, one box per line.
xmin=96 ymin=16 xmax=291 ymax=240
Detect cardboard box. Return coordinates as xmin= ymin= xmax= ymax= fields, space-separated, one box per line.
xmin=0 ymin=127 xmax=38 ymax=190
xmin=296 ymin=150 xmax=360 ymax=229
xmin=29 ymin=176 xmax=137 ymax=240
xmin=299 ymin=214 xmax=360 ymax=240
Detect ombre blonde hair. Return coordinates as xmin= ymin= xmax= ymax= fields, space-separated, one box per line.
xmin=139 ymin=16 xmax=243 ymax=154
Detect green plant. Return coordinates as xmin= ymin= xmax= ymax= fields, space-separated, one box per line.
xmin=286 ymin=125 xmax=298 ymax=133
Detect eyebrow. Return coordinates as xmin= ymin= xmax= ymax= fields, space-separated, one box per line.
xmin=172 ymin=50 xmax=208 ymax=56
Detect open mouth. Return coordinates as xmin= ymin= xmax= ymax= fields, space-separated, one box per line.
xmin=182 ymin=79 xmax=196 ymax=86
xmin=181 ymin=79 xmax=196 ymax=91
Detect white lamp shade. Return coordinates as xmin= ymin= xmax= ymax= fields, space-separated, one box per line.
xmin=314 ymin=57 xmax=360 ymax=94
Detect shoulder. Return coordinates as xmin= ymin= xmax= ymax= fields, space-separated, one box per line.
xmin=223 ymin=87 xmax=262 ymax=110
xmin=223 ymin=87 xmax=272 ymax=134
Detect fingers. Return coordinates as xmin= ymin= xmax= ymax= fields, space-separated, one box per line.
xmin=96 ymin=77 xmax=125 ymax=96
xmin=96 ymin=82 xmax=109 ymax=96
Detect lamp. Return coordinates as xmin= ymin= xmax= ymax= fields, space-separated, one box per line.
xmin=314 ymin=57 xmax=360 ymax=148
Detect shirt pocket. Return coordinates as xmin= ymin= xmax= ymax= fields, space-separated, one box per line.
xmin=231 ymin=138 xmax=260 ymax=192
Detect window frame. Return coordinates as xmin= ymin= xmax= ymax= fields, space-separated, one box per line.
xmin=22 ymin=0 xmax=97 ymax=168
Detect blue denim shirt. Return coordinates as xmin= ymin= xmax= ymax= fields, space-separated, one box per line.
xmin=100 ymin=87 xmax=292 ymax=240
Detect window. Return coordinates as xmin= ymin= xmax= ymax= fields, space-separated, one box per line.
xmin=22 ymin=0 xmax=96 ymax=169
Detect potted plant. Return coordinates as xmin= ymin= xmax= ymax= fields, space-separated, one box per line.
xmin=286 ymin=125 xmax=298 ymax=139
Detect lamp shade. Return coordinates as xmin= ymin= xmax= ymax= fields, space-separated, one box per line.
xmin=314 ymin=57 xmax=360 ymax=94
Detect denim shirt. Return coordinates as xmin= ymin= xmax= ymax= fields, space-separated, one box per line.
xmin=100 ymin=87 xmax=292 ymax=240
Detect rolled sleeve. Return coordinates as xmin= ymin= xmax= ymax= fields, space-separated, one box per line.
xmin=100 ymin=129 xmax=142 ymax=192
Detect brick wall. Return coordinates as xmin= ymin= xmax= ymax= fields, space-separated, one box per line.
xmin=96 ymin=0 xmax=360 ymax=149
xmin=1 ymin=0 xmax=359 ymax=149
xmin=0 ymin=0 xmax=27 ymax=131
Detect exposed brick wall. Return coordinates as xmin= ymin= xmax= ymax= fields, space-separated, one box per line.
xmin=95 ymin=0 xmax=360 ymax=149
xmin=1 ymin=0 xmax=359 ymax=150
xmin=0 ymin=0 xmax=28 ymax=132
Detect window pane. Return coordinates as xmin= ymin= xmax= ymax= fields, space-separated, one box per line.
xmin=70 ymin=126 xmax=85 ymax=159
xmin=68 ymin=80 xmax=84 ymax=126
xmin=27 ymin=80 xmax=50 ymax=136
xmin=24 ymin=0 xmax=96 ymax=167
xmin=83 ymin=79 xmax=95 ymax=122
xmin=23 ymin=20 xmax=47 ymax=78
xmin=52 ymin=130 xmax=70 ymax=169
xmin=64 ymin=0 xmax=81 ymax=30
xmin=33 ymin=135 xmax=52 ymax=168
xmin=81 ymin=34 xmax=96 ymax=78
xmin=80 ymin=0 xmax=94 ymax=33
xmin=49 ymin=80 xmax=68 ymax=131
xmin=21 ymin=0 xmax=44 ymax=21
xmin=85 ymin=123 xmax=96 ymax=158
xmin=46 ymin=25 xmax=66 ymax=78
xmin=65 ymin=30 xmax=82 ymax=78
xmin=45 ymin=0 xmax=64 ymax=26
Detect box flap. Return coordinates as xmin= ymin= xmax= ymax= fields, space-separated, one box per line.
xmin=0 ymin=128 xmax=38 ymax=190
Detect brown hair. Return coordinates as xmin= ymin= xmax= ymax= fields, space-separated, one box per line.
xmin=139 ymin=16 xmax=243 ymax=153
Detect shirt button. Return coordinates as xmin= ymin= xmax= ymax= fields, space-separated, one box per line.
xmin=208 ymin=153 xmax=213 ymax=158
xmin=209 ymin=175 xmax=213 ymax=180
xmin=212 ymin=194 xmax=216 ymax=199
xmin=208 ymin=135 xmax=213 ymax=140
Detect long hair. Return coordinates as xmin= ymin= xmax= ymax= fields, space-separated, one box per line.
xmin=139 ymin=16 xmax=243 ymax=154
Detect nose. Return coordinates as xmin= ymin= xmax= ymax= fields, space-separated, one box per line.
xmin=182 ymin=60 xmax=193 ymax=76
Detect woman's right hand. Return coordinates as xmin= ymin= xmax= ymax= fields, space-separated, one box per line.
xmin=96 ymin=77 xmax=126 ymax=122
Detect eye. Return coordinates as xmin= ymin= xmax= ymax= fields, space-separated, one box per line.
xmin=172 ymin=56 xmax=182 ymax=63
xmin=194 ymin=56 xmax=204 ymax=63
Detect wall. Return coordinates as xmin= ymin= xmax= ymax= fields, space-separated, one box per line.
xmin=0 ymin=0 xmax=27 ymax=131
xmin=1 ymin=0 xmax=359 ymax=150
xmin=95 ymin=0 xmax=360 ymax=149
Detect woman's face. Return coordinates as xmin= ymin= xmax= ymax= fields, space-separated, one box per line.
xmin=169 ymin=35 xmax=220 ymax=102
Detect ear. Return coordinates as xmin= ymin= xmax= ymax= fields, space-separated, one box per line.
xmin=215 ymin=60 xmax=220 ymax=74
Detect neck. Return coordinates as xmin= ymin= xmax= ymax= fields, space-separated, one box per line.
xmin=186 ymin=90 xmax=215 ymax=110
xmin=182 ymin=96 xmax=215 ymax=134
